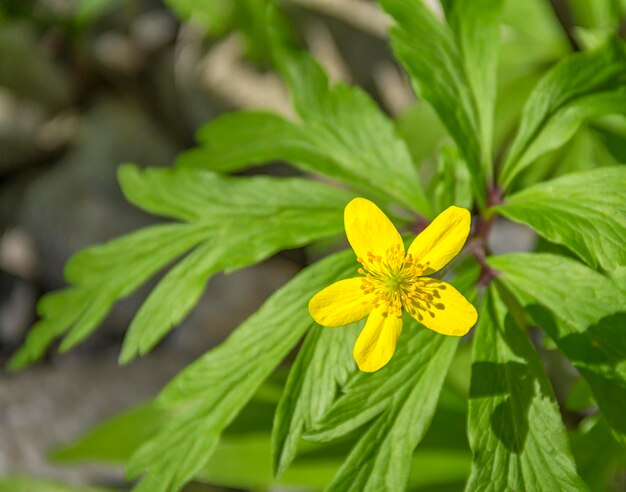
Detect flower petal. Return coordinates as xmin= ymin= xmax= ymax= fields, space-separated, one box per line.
xmin=353 ymin=305 xmax=403 ymax=372
xmin=407 ymin=206 xmax=470 ymax=275
xmin=344 ymin=197 xmax=404 ymax=262
xmin=309 ymin=277 xmax=374 ymax=327
xmin=406 ymin=279 xmax=477 ymax=336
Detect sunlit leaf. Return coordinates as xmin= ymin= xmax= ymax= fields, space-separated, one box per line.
xmin=498 ymin=37 xmax=626 ymax=189
xmin=488 ymin=253 xmax=626 ymax=443
xmin=495 ymin=166 xmax=626 ymax=271
xmin=381 ymin=0 xmax=503 ymax=205
xmin=125 ymin=251 xmax=356 ymax=492
xmin=9 ymin=166 xmax=351 ymax=369
xmin=466 ymin=284 xmax=586 ymax=491
xmin=181 ymin=48 xmax=433 ymax=216
xmin=272 ymin=323 xmax=358 ymax=477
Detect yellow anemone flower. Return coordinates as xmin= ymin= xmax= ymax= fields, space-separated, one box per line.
xmin=309 ymin=198 xmax=478 ymax=372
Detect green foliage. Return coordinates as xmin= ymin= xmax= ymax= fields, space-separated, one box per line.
xmin=180 ymin=46 xmax=433 ymax=216
xmin=310 ymin=324 xmax=458 ymax=492
xmin=571 ymin=415 xmax=626 ymax=491
xmin=488 ymin=253 xmax=626 ymax=443
xmin=434 ymin=144 xmax=473 ymax=212
xmin=498 ymin=36 xmax=626 ymax=189
xmin=10 ymin=166 xmax=351 ymax=369
xmin=125 ymin=251 xmax=356 ymax=492
xmin=382 ymin=0 xmax=503 ymax=206
xmin=495 ymin=166 xmax=626 ymax=271
xmin=9 ymin=0 xmax=626 ymax=491
xmin=467 ymin=284 xmax=586 ymax=491
xmin=272 ymin=323 xmax=358 ymax=477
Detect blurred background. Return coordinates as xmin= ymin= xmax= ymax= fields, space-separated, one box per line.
xmin=0 ymin=0 xmax=624 ymax=490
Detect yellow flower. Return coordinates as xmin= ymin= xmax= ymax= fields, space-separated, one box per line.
xmin=309 ymin=198 xmax=478 ymax=372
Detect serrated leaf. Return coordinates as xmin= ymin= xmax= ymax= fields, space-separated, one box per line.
xmin=441 ymin=0 xmax=504 ymax=167
xmin=119 ymin=240 xmax=225 ymax=363
xmin=10 ymin=166 xmax=351 ymax=369
xmin=466 ymin=284 xmax=586 ymax=491
xmin=272 ymin=323 xmax=358 ymax=477
xmin=381 ymin=0 xmax=503 ymax=206
xmin=306 ymin=262 xmax=479 ymax=443
xmin=487 ymin=253 xmax=626 ymax=443
xmin=8 ymin=224 xmax=209 ymax=370
xmin=304 ymin=262 xmax=480 ymax=491
xmin=319 ymin=326 xmax=458 ymax=492
xmin=180 ymin=46 xmax=433 ymax=216
xmin=117 ymin=166 xmax=353 ymax=362
xmin=125 ymin=251 xmax=356 ymax=492
xmin=498 ymin=37 xmax=626 ymax=189
xmin=495 ymin=166 xmax=626 ymax=271
xmin=434 ymin=144 xmax=473 ymax=213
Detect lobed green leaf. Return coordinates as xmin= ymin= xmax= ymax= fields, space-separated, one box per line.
xmin=495 ymin=166 xmax=626 ymax=271
xmin=441 ymin=0 xmax=504 ymax=169
xmin=466 ymin=284 xmax=586 ymax=491
xmin=10 ymin=166 xmax=352 ymax=369
xmin=318 ymin=323 xmax=459 ymax=492
xmin=180 ymin=47 xmax=433 ymax=216
xmin=382 ymin=0 xmax=503 ymax=206
xmin=125 ymin=251 xmax=356 ymax=492
xmin=498 ymin=36 xmax=626 ymax=189
xmin=488 ymin=253 xmax=626 ymax=443
xmin=271 ymin=323 xmax=358 ymax=477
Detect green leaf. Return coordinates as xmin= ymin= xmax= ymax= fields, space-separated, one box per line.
xmin=272 ymin=323 xmax=358 ymax=477
xmin=488 ymin=253 xmax=626 ymax=443
xmin=312 ymin=322 xmax=459 ymax=492
xmin=570 ymin=0 xmax=623 ymax=30
xmin=495 ymin=166 xmax=626 ymax=271
xmin=466 ymin=284 xmax=586 ymax=491
xmin=441 ymin=0 xmax=504 ymax=167
xmin=305 ymin=263 xmax=480 ymax=491
xmin=125 ymin=250 xmax=356 ymax=492
xmin=182 ymin=48 xmax=434 ymax=216
xmin=498 ymin=37 xmax=626 ymax=189
xmin=8 ymin=224 xmax=209 ymax=370
xmin=381 ymin=0 xmax=503 ymax=206
xmin=433 ymin=144 xmax=473 ymax=213
xmin=10 ymin=166 xmax=351 ymax=369
xmin=305 ymin=262 xmax=479 ymax=443
xmin=50 ymin=389 xmax=470 ymax=491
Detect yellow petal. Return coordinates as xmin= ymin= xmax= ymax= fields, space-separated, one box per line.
xmin=407 ymin=206 xmax=470 ymax=275
xmin=353 ymin=305 xmax=403 ymax=372
xmin=309 ymin=277 xmax=373 ymax=327
xmin=406 ymin=279 xmax=477 ymax=336
xmin=344 ymin=197 xmax=404 ymax=262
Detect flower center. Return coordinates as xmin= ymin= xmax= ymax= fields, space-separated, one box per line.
xmin=357 ymin=244 xmax=446 ymax=320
